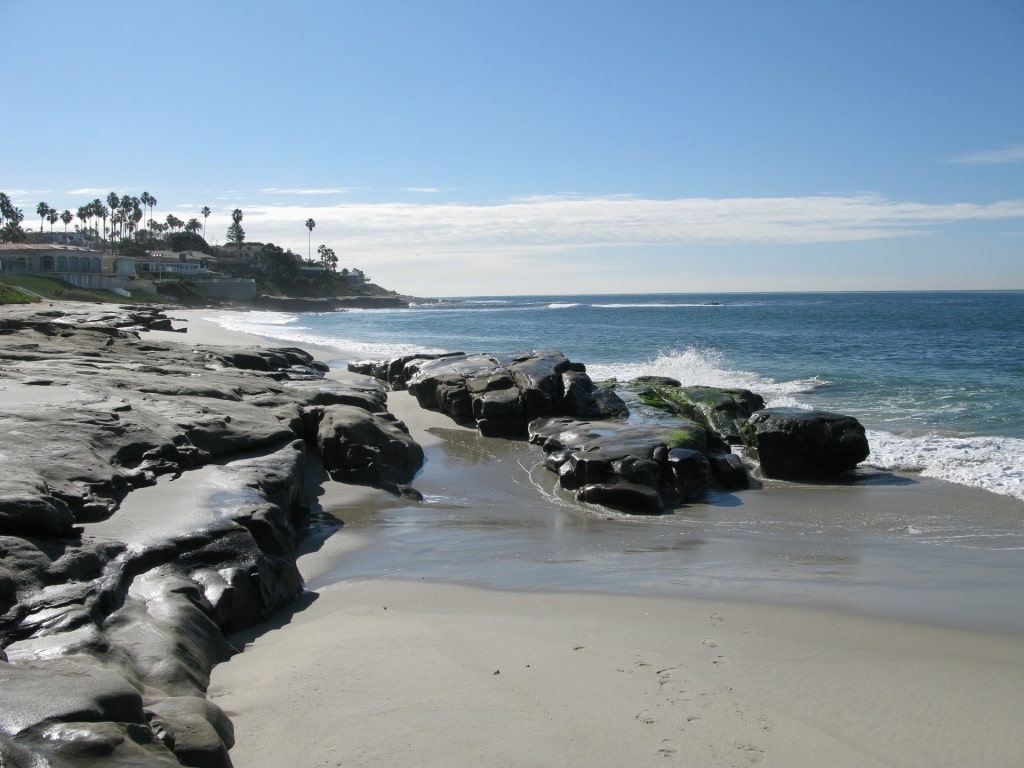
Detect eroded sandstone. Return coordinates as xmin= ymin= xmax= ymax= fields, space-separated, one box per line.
xmin=0 ymin=305 xmax=424 ymax=767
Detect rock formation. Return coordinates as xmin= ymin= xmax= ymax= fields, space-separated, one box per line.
xmin=740 ymin=407 xmax=871 ymax=480
xmin=350 ymin=350 xmax=629 ymax=437
xmin=354 ymin=353 xmax=871 ymax=514
xmin=0 ymin=305 xmax=423 ymax=767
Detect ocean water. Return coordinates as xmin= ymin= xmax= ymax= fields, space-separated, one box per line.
xmin=210 ymin=291 xmax=1024 ymax=502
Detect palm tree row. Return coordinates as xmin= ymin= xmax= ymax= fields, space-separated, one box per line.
xmin=4 ymin=191 xmax=209 ymax=247
xmin=5 ymin=192 xmax=351 ymax=275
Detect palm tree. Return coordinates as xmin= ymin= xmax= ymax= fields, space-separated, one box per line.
xmin=305 ymin=218 xmax=316 ymax=261
xmin=140 ymin=192 xmax=153 ymax=228
xmin=90 ymin=198 xmax=103 ymax=238
xmin=130 ymin=198 xmax=143 ymax=239
xmin=227 ymin=208 xmax=245 ymax=260
xmin=60 ymin=209 xmax=72 ymax=236
xmin=36 ymin=202 xmax=51 ymax=234
xmin=76 ymin=206 xmax=89 ymax=238
xmin=97 ymin=203 xmax=109 ymax=244
xmin=201 ymin=206 xmax=211 ymax=240
xmin=118 ymin=195 xmax=133 ymax=240
xmin=185 ymin=218 xmax=201 ymax=235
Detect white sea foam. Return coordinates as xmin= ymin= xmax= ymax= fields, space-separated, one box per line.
xmin=587 ymin=346 xmax=829 ymax=401
xmin=205 ymin=310 xmax=300 ymax=329
xmin=201 ymin=311 xmax=447 ymax=359
xmin=593 ymin=302 xmax=726 ymax=309
xmin=866 ymin=430 xmax=1024 ymax=501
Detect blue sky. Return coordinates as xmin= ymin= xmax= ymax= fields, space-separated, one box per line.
xmin=4 ymin=0 xmax=1022 ymax=296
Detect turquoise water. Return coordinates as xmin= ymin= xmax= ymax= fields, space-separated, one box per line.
xmin=211 ymin=290 xmax=1024 ymax=501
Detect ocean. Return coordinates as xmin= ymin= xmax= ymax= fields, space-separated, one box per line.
xmin=211 ymin=290 xmax=1024 ymax=502
xmin=204 ymin=290 xmax=1024 ymax=631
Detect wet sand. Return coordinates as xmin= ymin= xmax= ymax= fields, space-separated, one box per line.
xmin=153 ymin=309 xmax=1024 ymax=767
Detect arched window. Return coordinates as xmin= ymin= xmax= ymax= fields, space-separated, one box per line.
xmin=57 ymin=256 xmax=68 ymax=271
xmin=69 ymin=256 xmax=80 ymax=272
xmin=41 ymin=256 xmax=55 ymax=272
xmin=91 ymin=257 xmax=101 ymax=272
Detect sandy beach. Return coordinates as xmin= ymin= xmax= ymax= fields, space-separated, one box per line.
xmin=143 ymin=309 xmax=1024 ymax=767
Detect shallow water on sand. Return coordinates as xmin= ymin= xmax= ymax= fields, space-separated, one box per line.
xmin=305 ymin=416 xmax=1024 ymax=635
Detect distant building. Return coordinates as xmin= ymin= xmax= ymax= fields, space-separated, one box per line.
xmin=341 ymin=268 xmax=368 ymax=285
xmin=0 ymin=243 xmax=104 ymax=275
xmin=139 ymin=251 xmax=218 ymax=279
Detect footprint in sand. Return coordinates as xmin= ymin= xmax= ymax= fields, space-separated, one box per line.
xmin=636 ymin=709 xmax=657 ymax=725
xmin=656 ymin=666 xmax=676 ymax=686
xmin=658 ymin=739 xmax=679 ymax=757
xmin=737 ymin=743 xmax=765 ymax=764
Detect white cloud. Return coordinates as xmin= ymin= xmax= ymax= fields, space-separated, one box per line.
xmin=260 ymin=187 xmax=353 ymax=195
xmin=402 ymin=187 xmax=443 ymax=194
xmin=948 ymin=144 xmax=1024 ymax=165
xmin=230 ymin=194 xmax=1024 ymax=258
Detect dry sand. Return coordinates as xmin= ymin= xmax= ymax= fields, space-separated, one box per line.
xmin=151 ymin=308 xmax=1024 ymax=768
xmin=209 ymin=579 xmax=1024 ymax=768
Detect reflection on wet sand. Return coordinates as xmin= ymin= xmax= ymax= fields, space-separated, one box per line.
xmin=307 ymin=403 xmax=1024 ymax=633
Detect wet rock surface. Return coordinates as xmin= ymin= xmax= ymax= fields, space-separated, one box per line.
xmin=350 ymin=350 xmax=629 ymax=437
xmin=0 ymin=304 xmax=424 ymax=767
xmin=740 ymin=407 xmax=871 ymax=480
xmin=355 ymin=353 xmax=871 ymax=514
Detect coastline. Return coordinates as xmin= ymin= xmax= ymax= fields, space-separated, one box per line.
xmin=5 ymin=303 xmax=1022 ymax=767
xmin=162 ymin=308 xmax=1024 ymax=766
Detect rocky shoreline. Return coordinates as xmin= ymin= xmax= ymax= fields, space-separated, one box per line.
xmin=350 ymin=350 xmax=871 ymax=514
xmin=1 ymin=305 xmax=874 ymax=767
xmin=0 ymin=304 xmax=422 ymax=767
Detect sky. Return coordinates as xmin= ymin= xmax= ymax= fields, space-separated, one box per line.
xmin=3 ymin=0 xmax=1023 ymax=297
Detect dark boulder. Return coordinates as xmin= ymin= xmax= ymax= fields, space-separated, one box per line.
xmin=562 ymin=371 xmax=631 ymax=420
xmin=706 ymin=451 xmax=751 ymax=490
xmin=398 ymin=351 xmax=627 ymax=438
xmin=529 ymin=417 xmax=714 ymax=510
xmin=741 ymin=407 xmax=870 ymax=480
xmin=312 ymin=404 xmax=424 ymax=486
xmin=666 ymin=448 xmax=711 ymax=503
xmin=0 ymin=488 xmax=77 ymax=538
xmin=577 ymin=481 xmax=665 ymax=515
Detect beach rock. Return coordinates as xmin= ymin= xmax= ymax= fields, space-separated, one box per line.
xmin=0 ymin=305 xmax=427 ymax=767
xmin=741 ymin=407 xmax=870 ymax=479
xmin=577 ymin=481 xmax=665 ymax=514
xmin=146 ymin=696 xmax=235 ymax=768
xmin=666 ymin=448 xmax=712 ymax=502
xmin=365 ymin=350 xmax=632 ymax=438
xmin=529 ymin=417 xmax=713 ymax=510
xmin=0 ymin=489 xmax=77 ymax=538
xmin=706 ymin=451 xmax=751 ymax=490
xmin=312 ymin=404 xmax=425 ymax=486
xmin=349 ymin=352 xmax=464 ymax=389
xmin=637 ymin=382 xmax=765 ymax=447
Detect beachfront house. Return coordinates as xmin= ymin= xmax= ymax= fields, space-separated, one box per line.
xmin=0 ymin=243 xmax=105 ymax=276
xmin=139 ymin=251 xmax=218 ymax=280
xmin=0 ymin=241 xmax=114 ymax=289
